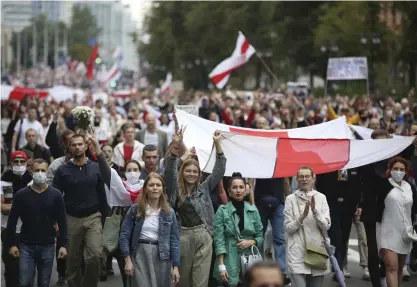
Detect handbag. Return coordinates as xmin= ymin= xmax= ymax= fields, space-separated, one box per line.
xmin=103 ymin=207 xmax=122 ymax=254
xmin=393 ymin=179 xmax=417 ymax=243
xmin=229 ymin=206 xmax=263 ymax=274
xmin=296 ymin=197 xmax=328 ymax=270
xmin=240 ymin=245 xmax=262 ymax=274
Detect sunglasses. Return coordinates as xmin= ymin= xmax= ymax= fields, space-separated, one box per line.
xmin=13 ymin=159 xmax=26 ymax=164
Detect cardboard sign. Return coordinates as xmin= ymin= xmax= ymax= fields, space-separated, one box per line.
xmin=327 ymin=57 xmax=368 ymax=80
xmin=175 ymin=105 xmax=199 ymax=117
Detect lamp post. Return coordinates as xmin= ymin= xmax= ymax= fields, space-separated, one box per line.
xmin=360 ymin=33 xmax=380 ymax=93
xmin=320 ymin=41 xmax=339 ymax=81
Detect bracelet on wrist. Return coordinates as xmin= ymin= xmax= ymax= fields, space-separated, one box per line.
xmin=218 ymin=264 xmax=226 ymax=272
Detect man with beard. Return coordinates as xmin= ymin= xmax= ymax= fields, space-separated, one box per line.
xmin=53 ymin=134 xmax=109 ymax=287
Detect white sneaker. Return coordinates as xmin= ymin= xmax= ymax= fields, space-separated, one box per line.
xmin=403 ymin=266 xmax=411 ymax=281
xmin=362 ymin=267 xmax=370 ymax=280
xmin=380 ymin=277 xmax=388 ymax=287
xmin=343 ymin=267 xmax=351 ymax=278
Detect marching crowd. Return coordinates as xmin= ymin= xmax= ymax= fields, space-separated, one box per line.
xmin=1 ymin=84 xmax=417 ymax=287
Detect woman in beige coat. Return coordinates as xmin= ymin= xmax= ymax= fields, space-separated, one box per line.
xmin=284 ymin=166 xmax=331 ymax=287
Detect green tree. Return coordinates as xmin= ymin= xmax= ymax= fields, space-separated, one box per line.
xmin=68 ymin=5 xmax=101 ymax=62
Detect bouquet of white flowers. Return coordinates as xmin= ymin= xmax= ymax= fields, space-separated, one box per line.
xmin=71 ymin=106 xmax=95 ymax=131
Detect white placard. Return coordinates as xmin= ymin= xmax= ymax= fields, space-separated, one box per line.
xmin=175 ymin=105 xmax=199 ymax=117
xmin=327 ymin=57 xmax=368 ymax=80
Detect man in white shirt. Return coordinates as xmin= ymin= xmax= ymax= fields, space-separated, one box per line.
xmin=11 ymin=105 xmax=43 ymax=152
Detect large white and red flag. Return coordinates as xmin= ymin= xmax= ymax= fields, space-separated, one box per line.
xmin=209 ymin=31 xmax=256 ymax=89
xmin=175 ymin=109 xmax=413 ymax=178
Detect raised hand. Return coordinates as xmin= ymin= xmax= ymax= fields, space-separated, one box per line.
xmin=172 ymin=125 xmax=186 ymax=146
xmin=213 ymin=130 xmax=222 ymax=143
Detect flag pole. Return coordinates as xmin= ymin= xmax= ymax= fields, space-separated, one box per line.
xmin=256 ymin=53 xmax=280 ymax=88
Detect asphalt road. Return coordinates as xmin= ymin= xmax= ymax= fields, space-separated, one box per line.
xmin=2 ymin=225 xmax=417 ymax=286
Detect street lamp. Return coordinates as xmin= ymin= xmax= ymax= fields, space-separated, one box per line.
xmin=320 ymin=41 xmax=339 ymax=80
xmin=360 ymin=33 xmax=380 ymax=93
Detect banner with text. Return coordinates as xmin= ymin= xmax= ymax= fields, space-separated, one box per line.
xmin=326 ymin=57 xmax=368 ymax=81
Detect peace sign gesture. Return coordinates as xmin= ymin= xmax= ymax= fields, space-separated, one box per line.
xmin=172 ymin=125 xmax=186 ymax=146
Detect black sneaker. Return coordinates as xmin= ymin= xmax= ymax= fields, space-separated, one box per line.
xmin=56 ymin=276 xmax=66 ymax=286
xmin=283 ymin=274 xmax=291 ymax=286
xmin=100 ymin=269 xmax=108 ymax=282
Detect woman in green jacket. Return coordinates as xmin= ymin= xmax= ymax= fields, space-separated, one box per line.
xmin=213 ymin=172 xmax=264 ymax=286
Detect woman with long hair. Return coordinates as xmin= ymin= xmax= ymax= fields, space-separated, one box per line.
xmin=165 ymin=127 xmax=226 ymax=287
xmin=379 ymin=157 xmax=417 ymax=287
xmin=119 ymin=173 xmax=180 ymax=287
xmin=284 ymin=166 xmax=331 ymax=287
xmin=213 ymin=172 xmax=264 ymax=286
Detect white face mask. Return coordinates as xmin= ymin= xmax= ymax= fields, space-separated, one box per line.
xmin=125 ymin=172 xmax=140 ymax=184
xmin=12 ymin=165 xmax=26 ymax=176
xmin=390 ymin=170 xmax=405 ymax=182
xmin=32 ymin=172 xmax=47 ymax=185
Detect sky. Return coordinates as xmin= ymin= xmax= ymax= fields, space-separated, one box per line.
xmin=121 ymin=0 xmax=152 ymax=29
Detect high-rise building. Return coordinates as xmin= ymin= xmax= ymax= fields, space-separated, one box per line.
xmin=31 ymin=0 xmax=61 ymax=22
xmin=78 ymin=1 xmax=139 ymax=71
xmin=1 ymin=1 xmax=33 ymax=32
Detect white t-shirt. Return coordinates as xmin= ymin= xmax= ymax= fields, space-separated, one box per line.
xmin=14 ymin=118 xmax=43 ymax=148
xmin=139 ymin=207 xmax=160 ymax=241
xmin=0 ymin=181 xmax=22 ymax=232
xmin=144 ymin=130 xmax=159 ymax=147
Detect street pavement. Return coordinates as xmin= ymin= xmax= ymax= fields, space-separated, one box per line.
xmin=2 ymin=225 xmax=417 ymax=286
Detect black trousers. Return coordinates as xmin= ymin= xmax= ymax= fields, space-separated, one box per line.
xmin=106 ymin=247 xmax=127 ymax=287
xmin=327 ymin=202 xmax=354 ymax=269
xmin=1 ymin=229 xmax=20 ymax=287
xmin=364 ymin=222 xmax=386 ymax=287
xmin=56 ymin=235 xmax=67 ymax=278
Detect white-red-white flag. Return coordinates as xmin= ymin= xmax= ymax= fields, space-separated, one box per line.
xmin=175 ymin=109 xmax=413 ymax=178
xmin=209 ymin=31 xmax=256 ymax=89
xmin=160 ymin=72 xmax=173 ymax=94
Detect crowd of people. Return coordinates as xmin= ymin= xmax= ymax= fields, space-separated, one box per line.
xmin=1 ymin=82 xmax=417 ymax=287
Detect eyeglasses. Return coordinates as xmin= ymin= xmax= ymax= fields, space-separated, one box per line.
xmin=12 ymin=160 xmax=26 ymax=164
xmin=297 ymin=175 xmax=312 ymax=180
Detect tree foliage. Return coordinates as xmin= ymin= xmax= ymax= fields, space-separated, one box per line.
xmin=139 ymin=1 xmax=416 ymax=93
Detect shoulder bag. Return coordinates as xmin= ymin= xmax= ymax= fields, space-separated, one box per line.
xmin=103 ymin=183 xmax=123 ymax=254
xmin=296 ymin=197 xmax=328 ymax=270
xmin=229 ymin=206 xmax=262 ymax=274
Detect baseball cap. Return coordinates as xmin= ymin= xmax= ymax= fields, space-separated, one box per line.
xmin=10 ymin=151 xmax=28 ymax=161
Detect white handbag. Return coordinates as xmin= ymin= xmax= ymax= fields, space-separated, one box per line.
xmin=240 ymin=245 xmax=262 ymax=274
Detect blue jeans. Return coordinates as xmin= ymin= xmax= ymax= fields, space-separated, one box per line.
xmin=257 ymin=197 xmax=286 ymax=272
xmin=19 ymin=243 xmax=55 ymax=287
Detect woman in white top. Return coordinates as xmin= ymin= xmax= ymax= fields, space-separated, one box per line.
xmin=284 ymin=166 xmax=331 ymax=287
xmin=379 ymin=157 xmax=417 ymax=287
xmin=120 ymin=173 xmax=180 ymax=287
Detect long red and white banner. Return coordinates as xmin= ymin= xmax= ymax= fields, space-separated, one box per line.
xmin=176 ymin=109 xmax=413 ymax=178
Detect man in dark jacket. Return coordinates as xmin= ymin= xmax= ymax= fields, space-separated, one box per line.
xmin=20 ymin=129 xmax=51 ymax=164
xmin=53 ymin=134 xmax=109 ymax=287
xmin=357 ymin=129 xmax=391 ymax=287
xmin=316 ymin=168 xmax=365 ymax=277
xmin=1 ymin=151 xmax=32 ymax=287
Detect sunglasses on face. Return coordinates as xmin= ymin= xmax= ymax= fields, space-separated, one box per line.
xmin=13 ymin=160 xmax=26 ymax=164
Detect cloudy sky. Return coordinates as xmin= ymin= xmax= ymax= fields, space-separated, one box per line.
xmin=121 ymin=0 xmax=152 ymax=29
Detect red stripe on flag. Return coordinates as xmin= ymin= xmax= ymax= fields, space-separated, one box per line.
xmin=241 ymin=40 xmax=250 ymax=54
xmin=104 ymin=68 xmax=120 ymax=84
xmin=274 ymin=139 xmax=350 ymax=177
xmin=211 ymin=63 xmax=245 ymax=85
xmin=229 ymin=127 xmax=289 ymax=138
